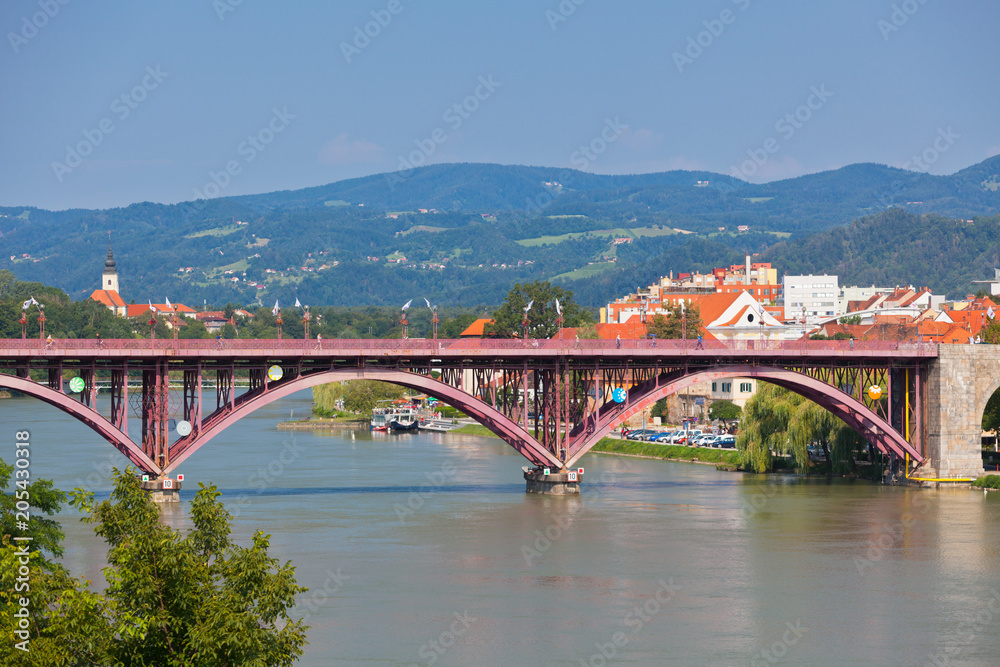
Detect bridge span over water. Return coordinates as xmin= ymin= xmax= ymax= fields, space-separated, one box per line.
xmin=0 ymin=338 xmax=990 ymax=488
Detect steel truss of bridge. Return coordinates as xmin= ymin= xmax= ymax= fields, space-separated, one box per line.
xmin=0 ymin=338 xmax=935 ymax=477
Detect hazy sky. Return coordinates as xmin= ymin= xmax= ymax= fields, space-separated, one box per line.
xmin=1 ymin=0 xmax=997 ymax=210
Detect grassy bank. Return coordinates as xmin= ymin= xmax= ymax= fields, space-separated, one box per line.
xmin=591 ymin=439 xmax=742 ymax=465
xmin=453 ymin=424 xmax=496 ymax=437
xmin=454 ymin=426 xmax=743 ymax=465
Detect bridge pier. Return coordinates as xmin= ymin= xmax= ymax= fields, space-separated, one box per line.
xmin=523 ymin=468 xmax=581 ymax=495
xmin=921 ymin=345 xmax=993 ymax=482
xmin=140 ymin=476 xmax=182 ymax=503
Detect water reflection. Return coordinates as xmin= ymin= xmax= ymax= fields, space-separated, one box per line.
xmin=4 ymin=390 xmax=1000 ymax=666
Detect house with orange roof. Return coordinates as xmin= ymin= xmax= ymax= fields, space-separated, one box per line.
xmin=699 ymin=291 xmax=794 ymax=341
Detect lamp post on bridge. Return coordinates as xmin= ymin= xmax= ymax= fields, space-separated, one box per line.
xmin=399 ymin=299 xmax=413 ymax=340
xmin=19 ymin=312 xmax=27 ymax=340
xmin=681 ymin=301 xmax=687 ymax=343
xmin=522 ymin=299 xmax=534 ymax=344
xmin=37 ymin=305 xmax=46 ymax=340
xmin=302 ymin=306 xmax=311 ymax=340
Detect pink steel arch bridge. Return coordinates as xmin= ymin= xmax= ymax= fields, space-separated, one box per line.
xmin=0 ymin=338 xmax=935 ymax=479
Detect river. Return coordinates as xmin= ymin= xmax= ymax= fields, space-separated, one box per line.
xmin=6 ymin=389 xmax=1000 ymax=666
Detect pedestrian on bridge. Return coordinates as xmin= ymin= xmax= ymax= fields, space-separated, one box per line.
xmin=616 ymin=335 xmax=621 ymax=349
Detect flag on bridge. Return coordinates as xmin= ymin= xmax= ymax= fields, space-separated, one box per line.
xmin=148 ymin=301 xmax=157 ymax=313
xmin=989 ymin=305 xmax=995 ymax=320
xmin=272 ymin=300 xmax=279 ymax=316
xmin=165 ymin=297 xmax=173 ymax=311
xmin=295 ymin=298 xmax=302 ymax=308
xmin=21 ymin=299 xmax=30 ymax=311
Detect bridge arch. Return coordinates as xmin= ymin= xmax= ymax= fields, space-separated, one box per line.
xmin=563 ymin=365 xmax=922 ymax=469
xmin=0 ymin=374 xmax=162 ymax=474
xmin=0 ymin=363 xmax=924 ymax=479
xmin=164 ymin=368 xmax=564 ymax=474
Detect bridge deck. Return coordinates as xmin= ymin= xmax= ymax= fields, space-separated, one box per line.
xmin=0 ymin=338 xmax=938 ymax=366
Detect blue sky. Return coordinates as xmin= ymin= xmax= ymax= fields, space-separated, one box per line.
xmin=1 ymin=0 xmax=997 ymax=210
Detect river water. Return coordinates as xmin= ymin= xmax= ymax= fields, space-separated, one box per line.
xmin=6 ymin=390 xmax=1000 ymax=666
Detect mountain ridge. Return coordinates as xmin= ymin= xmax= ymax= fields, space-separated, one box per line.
xmin=1 ymin=156 xmax=999 ymax=308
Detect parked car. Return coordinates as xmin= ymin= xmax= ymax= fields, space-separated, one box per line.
xmin=717 ymin=435 xmax=737 ymax=449
xmin=695 ymin=434 xmax=720 ymax=447
xmin=674 ymin=430 xmax=703 ymax=445
xmin=626 ymin=429 xmax=659 ymax=441
xmin=649 ymin=430 xmax=676 ymax=443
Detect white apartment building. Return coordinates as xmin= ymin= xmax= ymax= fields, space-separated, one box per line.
xmin=783 ymin=275 xmax=839 ymax=325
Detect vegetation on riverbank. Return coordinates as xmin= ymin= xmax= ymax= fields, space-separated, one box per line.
xmin=973 ymin=475 xmax=1000 ymax=489
xmin=591 ymin=439 xmax=742 ymax=465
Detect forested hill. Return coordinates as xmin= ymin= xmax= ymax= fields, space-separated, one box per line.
xmin=233 ymin=163 xmax=743 ymax=213
xmin=230 ymin=158 xmax=1000 ymax=234
xmin=760 ymin=209 xmax=1000 ymax=295
xmin=1 ymin=158 xmax=999 ymax=308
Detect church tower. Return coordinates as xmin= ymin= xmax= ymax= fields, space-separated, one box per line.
xmin=103 ymin=246 xmax=120 ymax=293
xmin=90 ymin=244 xmax=126 ymax=317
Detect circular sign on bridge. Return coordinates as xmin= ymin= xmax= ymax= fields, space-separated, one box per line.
xmin=612 ymin=387 xmax=627 ymax=403
xmin=69 ymin=377 xmax=85 ymax=393
xmin=176 ymin=420 xmax=192 ymax=437
xmin=268 ymin=365 xmax=284 ymax=382
xmin=867 ymin=385 xmax=883 ymax=401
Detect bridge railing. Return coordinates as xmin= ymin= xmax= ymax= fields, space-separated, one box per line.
xmin=1 ymin=337 xmax=938 ymax=354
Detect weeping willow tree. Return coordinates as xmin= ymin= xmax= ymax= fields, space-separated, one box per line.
xmin=739 ymin=383 xmax=869 ymax=474
xmin=737 ymin=384 xmax=803 ymax=473
xmin=312 ymin=381 xmax=406 ymax=417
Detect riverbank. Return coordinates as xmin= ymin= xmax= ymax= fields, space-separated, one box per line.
xmin=277 ymin=418 xmax=368 ymax=431
xmin=453 ymin=425 xmax=743 ymax=466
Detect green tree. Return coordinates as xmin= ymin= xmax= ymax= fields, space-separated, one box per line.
xmin=178 ymin=317 xmax=212 ymax=339
xmin=737 ymin=384 xmax=803 ymax=473
xmin=0 ymin=457 xmax=67 ymax=561
xmin=650 ymin=397 xmax=669 ymax=422
xmin=839 ymin=315 xmax=862 ymax=325
xmin=220 ymin=322 xmax=239 ymax=339
xmin=786 ymin=401 xmax=842 ymax=473
xmin=982 ymin=320 xmax=1000 ymax=344
xmin=739 ymin=385 xmax=868 ymax=474
xmin=484 ymin=281 xmax=592 ymax=339
xmin=1 ymin=457 xmax=112 ymax=665
xmin=647 ymin=304 xmax=705 ymax=340
xmin=71 ymin=470 xmax=308 ymax=666
xmin=983 ymin=388 xmax=1000 ymax=437
xmin=328 ymin=380 xmax=407 ymax=417
xmin=708 ymin=399 xmax=741 ymax=426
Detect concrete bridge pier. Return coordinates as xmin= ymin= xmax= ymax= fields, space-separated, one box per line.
xmin=523 ymin=468 xmax=581 ymax=495
xmin=920 ymin=345 xmax=993 ymax=483
xmin=140 ymin=476 xmax=182 ymax=503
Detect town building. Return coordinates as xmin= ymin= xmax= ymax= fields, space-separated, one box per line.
xmin=973 ymin=268 xmax=1000 ymax=296
xmin=782 ymin=274 xmax=839 ymax=325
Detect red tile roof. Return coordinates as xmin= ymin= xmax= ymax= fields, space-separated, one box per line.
xmin=460 ymin=318 xmax=494 ymax=337
xmin=89 ymin=289 xmax=126 ymax=309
